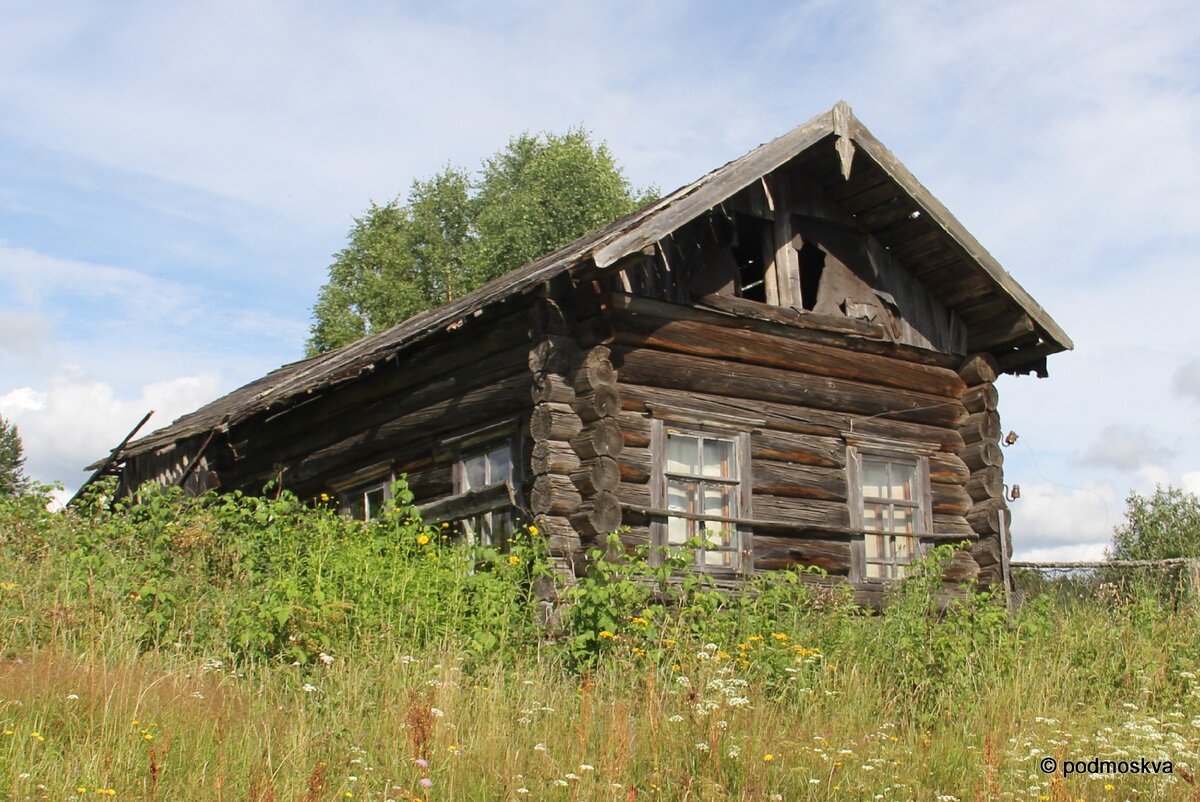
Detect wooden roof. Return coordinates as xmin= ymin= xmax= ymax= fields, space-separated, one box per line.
xmin=110 ymin=102 xmax=1070 ymax=464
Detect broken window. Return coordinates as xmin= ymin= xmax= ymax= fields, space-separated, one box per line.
xmin=797 ymin=239 xmax=826 ymax=312
xmin=730 ymin=214 xmax=770 ymax=303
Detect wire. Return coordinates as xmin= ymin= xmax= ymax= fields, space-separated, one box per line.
xmin=1018 ymin=438 xmax=1111 ymax=533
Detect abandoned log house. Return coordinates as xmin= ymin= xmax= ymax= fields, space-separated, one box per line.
xmin=91 ymin=102 xmax=1071 ymax=599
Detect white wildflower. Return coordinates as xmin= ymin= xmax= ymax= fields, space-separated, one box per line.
xmin=319 ymin=652 xmax=335 ymax=665
xmin=302 ymin=683 xmax=317 ymax=693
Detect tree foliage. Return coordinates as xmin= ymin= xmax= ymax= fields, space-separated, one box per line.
xmin=1109 ymin=485 xmax=1200 ymax=561
xmin=0 ymin=415 xmax=29 ymax=497
xmin=307 ymin=129 xmax=655 ymax=354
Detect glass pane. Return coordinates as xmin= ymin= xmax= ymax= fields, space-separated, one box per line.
xmin=487 ymin=445 xmax=512 ymax=484
xmin=865 ymin=534 xmax=883 ymax=560
xmin=702 ymin=438 xmax=736 ymax=479
xmin=346 ymin=494 xmax=366 ymax=521
xmin=667 ymin=434 xmax=701 ymax=475
xmin=493 ymin=510 xmax=514 ymax=549
xmin=702 ymin=485 xmax=735 ymax=519
xmin=667 ymin=516 xmax=690 ymax=545
xmin=865 ymin=561 xmax=883 ymax=578
xmin=365 ymin=487 xmax=386 ymax=519
xmin=463 ymin=455 xmax=486 ymax=490
xmin=892 ymin=506 xmax=915 ymax=534
xmin=862 ymin=459 xmax=889 ymax=499
xmin=890 ymin=463 xmax=916 ymax=501
xmin=667 ymin=480 xmax=696 ymax=513
xmin=895 ymin=535 xmax=916 ymax=563
xmin=705 ymin=546 xmax=734 ymax=568
xmin=863 ymin=503 xmax=887 ymax=533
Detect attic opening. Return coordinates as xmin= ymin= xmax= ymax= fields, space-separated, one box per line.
xmin=730 ymin=214 xmax=770 ymax=303
xmin=797 ymin=239 xmax=826 ymax=312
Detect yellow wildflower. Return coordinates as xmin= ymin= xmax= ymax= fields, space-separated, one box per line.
xmin=763 ymin=753 xmax=774 ymax=762
xmin=599 ymin=630 xmax=615 ymax=639
xmin=748 ymin=635 xmax=764 ymax=642
xmin=319 ymin=492 xmax=331 ymax=502
xmin=76 ymin=788 xmax=87 ymax=794
xmin=630 ymin=616 xmax=649 ymax=625
xmin=417 ymin=534 xmax=430 ymax=546
xmin=528 ymin=525 xmax=540 ymax=536
xmin=144 ymin=733 xmax=154 ymax=741
xmin=507 ymin=555 xmax=520 ymax=565
xmin=771 ymin=632 xmax=788 ymax=641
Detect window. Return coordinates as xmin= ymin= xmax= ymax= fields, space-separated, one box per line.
xmin=343 ymin=481 xmax=389 ymax=521
xmin=848 ymin=449 xmax=931 ymax=580
xmin=455 ymin=442 xmax=515 ymax=548
xmin=653 ymin=423 xmax=750 ymax=570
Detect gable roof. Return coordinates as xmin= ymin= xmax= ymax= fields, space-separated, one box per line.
xmin=109 ymin=102 xmax=1070 ymax=465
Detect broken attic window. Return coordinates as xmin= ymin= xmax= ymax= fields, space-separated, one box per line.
xmin=797 ymin=239 xmax=826 ymax=312
xmin=730 ymin=214 xmax=769 ymax=303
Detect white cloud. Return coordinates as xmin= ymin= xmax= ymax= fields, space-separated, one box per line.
xmin=1174 ymin=359 xmax=1200 ymax=405
xmin=1074 ymin=424 xmax=1175 ymax=471
xmin=1009 ymin=480 xmax=1118 ymax=558
xmin=0 ymin=366 xmax=222 ymax=492
xmin=1016 ymin=542 xmax=1111 ymax=563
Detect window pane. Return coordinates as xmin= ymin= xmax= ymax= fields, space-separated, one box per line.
xmin=365 ymin=486 xmax=386 ymax=519
xmin=865 ymin=533 xmax=883 ymax=560
xmin=667 ymin=480 xmax=696 ymax=513
xmin=667 ymin=434 xmax=701 ymax=475
xmin=347 ymin=495 xmax=366 ymax=521
xmin=866 ymin=562 xmax=883 ymax=578
xmin=463 ymin=455 xmax=486 ymax=490
xmin=487 ymin=445 xmax=512 ymax=484
xmin=892 ymin=506 xmax=915 ymax=534
xmin=862 ymin=459 xmax=889 ymax=499
xmin=667 ymin=516 xmax=690 ymax=545
xmin=705 ymin=546 xmax=734 ymax=567
xmin=702 ymin=484 xmax=735 ymax=519
xmin=890 ymin=463 xmax=916 ymax=501
xmin=895 ymin=535 xmax=916 ymax=563
xmin=702 ymin=438 xmax=736 ymax=479
xmin=863 ymin=503 xmax=887 ymax=533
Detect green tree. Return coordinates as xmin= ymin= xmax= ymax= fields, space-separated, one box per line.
xmin=1109 ymin=485 xmax=1200 ymax=560
xmin=0 ymin=415 xmax=29 ymax=497
xmin=307 ymin=128 xmax=654 ymax=354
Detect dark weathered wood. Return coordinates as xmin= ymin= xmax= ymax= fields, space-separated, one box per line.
xmin=965 ymin=465 xmax=1004 ymax=502
xmin=963 ymin=383 xmax=998 ymax=414
xmin=532 ymin=373 xmax=576 ymax=404
xmin=750 ymin=430 xmax=846 ymax=469
xmin=751 ymin=460 xmax=847 ymax=501
xmin=417 ymin=481 xmax=515 ymax=525
xmin=530 ymin=403 xmax=583 ymax=441
xmin=531 ymin=440 xmax=582 ymax=475
xmin=966 ymin=497 xmax=1010 ymax=536
xmin=569 ymin=457 xmax=620 ymax=497
xmin=967 ymin=313 xmax=1035 ymax=352
xmin=697 ymin=291 xmax=886 ymax=340
xmin=960 ymin=411 xmax=1001 ymax=446
xmin=957 ymin=354 xmax=999 ymax=386
xmin=931 ymin=482 xmax=972 ymax=517
xmin=529 ymin=297 xmax=571 ymax=336
xmin=932 ymin=514 xmax=975 ymax=537
xmin=971 ymin=536 xmax=1003 ymax=568
xmin=531 ymin=474 xmax=583 ymax=516
xmin=943 ymin=550 xmax=981 ymax=582
xmin=962 ymin=440 xmax=1003 ymax=471
xmin=529 ymin=335 xmax=580 ymax=376
xmin=610 ymin=313 xmax=965 ymax=397
xmin=607 ymin=292 xmax=962 ymax=369
xmin=569 ymin=492 xmax=622 ymax=540
xmin=616 ymin=446 xmax=652 ymax=484
xmin=572 ymin=347 xmax=616 ymax=393
xmin=753 ymin=536 xmax=853 ymax=574
xmin=620 ymin=383 xmax=966 ymax=452
xmin=570 ymin=417 xmax=624 ymax=460
xmin=535 ymin=515 xmax=583 ymax=556
xmin=404 ymin=463 xmax=453 ymax=499
xmin=614 ymin=347 xmax=967 ymax=429
xmin=929 ymin=452 xmax=970 ymax=484
xmin=574 ymin=385 xmax=621 ymax=423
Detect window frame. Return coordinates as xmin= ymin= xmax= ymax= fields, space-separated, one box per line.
xmin=452 ymin=438 xmax=518 ymax=549
xmin=846 ymin=445 xmax=932 ymax=582
xmin=650 ymin=419 xmax=753 ymax=573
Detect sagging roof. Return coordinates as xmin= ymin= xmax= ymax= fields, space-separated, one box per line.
xmin=108 ymin=101 xmax=1071 ymax=465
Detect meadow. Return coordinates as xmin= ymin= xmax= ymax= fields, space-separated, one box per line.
xmin=1 ymin=483 xmax=1197 ymax=801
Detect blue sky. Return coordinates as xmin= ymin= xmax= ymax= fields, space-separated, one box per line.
xmin=2 ymin=0 xmax=1198 ymax=559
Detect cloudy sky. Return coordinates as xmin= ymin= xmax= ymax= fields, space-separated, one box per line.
xmin=2 ymin=1 xmax=1198 ymax=559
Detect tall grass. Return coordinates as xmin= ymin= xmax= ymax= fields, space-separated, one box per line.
xmin=1 ymin=485 xmax=1198 ymax=800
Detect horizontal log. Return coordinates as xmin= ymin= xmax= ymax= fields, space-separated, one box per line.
xmin=620 ymin=384 xmax=965 ymax=452
xmin=617 ymin=446 xmax=652 ymax=484
xmin=532 ymin=373 xmax=576 ymax=405
xmin=617 ymin=483 xmax=851 ymax=531
xmin=958 ymin=354 xmax=999 ymax=386
xmin=417 ymin=481 xmax=515 ymax=525
xmin=613 ymin=347 xmax=967 ymax=429
xmin=535 ymin=515 xmax=583 ymax=557
xmin=752 ymin=536 xmax=852 ymax=575
xmin=966 ymin=497 xmax=1010 ymax=536
xmin=574 ymin=385 xmax=621 ymax=423
xmin=962 ymin=440 xmax=1004 ymax=471
xmin=929 ymin=452 xmax=970 ymax=485
xmin=750 ymin=430 xmax=845 ymax=469
xmin=960 ymin=411 xmax=1001 ymax=447
xmin=932 ymin=514 xmax=975 ymax=538
xmin=570 ymin=457 xmax=620 ymax=497
xmin=569 ymin=492 xmax=622 ymax=540
xmin=572 ymin=346 xmax=616 ymax=393
xmin=970 ymin=536 xmax=1002 ymax=568
xmin=403 ymin=463 xmax=452 ymax=499
xmin=617 ymin=411 xmax=651 ymax=447
xmin=530 ymin=403 xmax=583 ymax=441
xmin=696 ymin=292 xmax=886 ymax=339
xmin=570 ymin=418 xmax=624 ymax=460
xmin=965 ymin=465 xmax=1004 ymax=502
xmin=967 ymin=314 xmax=1035 ymax=352
xmin=943 ymin=549 xmax=981 ymax=583
xmin=752 ymin=460 xmax=847 ymax=502
xmin=531 ymin=474 xmax=583 ymax=516
xmin=611 ymin=313 xmax=966 ymax=397
xmin=931 ymin=481 xmax=972 ymax=517
xmin=530 ymin=440 xmax=581 ymax=475
xmin=963 ymin=383 xmax=998 ymax=414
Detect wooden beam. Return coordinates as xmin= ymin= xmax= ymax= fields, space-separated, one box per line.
xmin=70 ymin=410 xmax=154 ymax=505
xmin=417 ymin=481 xmax=516 ymax=525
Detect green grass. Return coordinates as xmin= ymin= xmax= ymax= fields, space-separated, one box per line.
xmin=1 ymin=484 xmax=1198 ymax=801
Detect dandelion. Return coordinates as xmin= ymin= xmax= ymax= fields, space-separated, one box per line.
xmin=144 ymin=733 xmax=154 ymax=741
xmin=507 ymin=555 xmax=520 ymax=565
xmin=319 ymin=493 xmax=331 ymax=502
xmin=630 ymin=616 xmax=649 ymax=625
xmin=528 ymin=525 xmax=539 ymax=536
xmin=599 ymin=630 xmax=616 ymax=639
xmin=763 ymin=753 xmax=774 ymax=762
